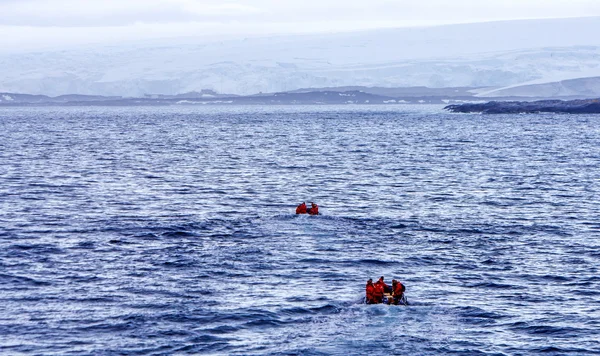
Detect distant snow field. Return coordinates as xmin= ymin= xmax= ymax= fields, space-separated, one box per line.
xmin=1 ymin=17 xmax=600 ymax=97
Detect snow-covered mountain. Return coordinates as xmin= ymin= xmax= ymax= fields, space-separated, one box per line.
xmin=2 ymin=17 xmax=600 ymax=97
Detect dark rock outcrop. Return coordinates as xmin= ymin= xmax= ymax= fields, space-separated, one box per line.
xmin=445 ymin=99 xmax=600 ymax=114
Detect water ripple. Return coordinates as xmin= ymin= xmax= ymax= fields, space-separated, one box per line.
xmin=1 ymin=106 xmax=599 ymax=354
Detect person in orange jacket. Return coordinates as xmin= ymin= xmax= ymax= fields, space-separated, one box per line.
xmin=296 ymin=202 xmax=307 ymax=214
xmin=365 ymin=279 xmax=375 ymax=304
xmin=372 ymin=279 xmax=384 ymax=304
xmin=392 ymin=279 xmax=407 ymax=305
xmin=375 ymin=276 xmax=392 ymax=294
xmin=308 ymin=202 xmax=319 ymax=215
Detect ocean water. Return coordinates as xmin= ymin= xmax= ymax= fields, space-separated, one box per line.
xmin=1 ymin=105 xmax=599 ymax=355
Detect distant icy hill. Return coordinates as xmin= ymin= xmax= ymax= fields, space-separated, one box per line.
xmin=475 ymin=76 xmax=600 ymax=98
xmin=1 ymin=17 xmax=600 ymax=97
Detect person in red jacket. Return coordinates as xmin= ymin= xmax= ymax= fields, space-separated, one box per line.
xmin=392 ymin=279 xmax=407 ymax=305
xmin=375 ymin=276 xmax=391 ymax=294
xmin=296 ymin=202 xmax=307 ymax=214
xmin=372 ymin=279 xmax=384 ymax=304
xmin=365 ymin=279 xmax=375 ymax=304
xmin=308 ymin=202 xmax=319 ymax=215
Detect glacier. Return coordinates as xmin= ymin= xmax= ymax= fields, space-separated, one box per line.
xmin=1 ymin=17 xmax=600 ymax=97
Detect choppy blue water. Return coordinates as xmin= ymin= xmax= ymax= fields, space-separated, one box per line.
xmin=1 ymin=105 xmax=600 ymax=355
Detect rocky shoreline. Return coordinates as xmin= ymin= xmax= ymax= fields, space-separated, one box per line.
xmin=445 ymin=99 xmax=600 ymax=114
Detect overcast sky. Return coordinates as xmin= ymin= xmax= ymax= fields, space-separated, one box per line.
xmin=1 ymin=0 xmax=600 ymax=50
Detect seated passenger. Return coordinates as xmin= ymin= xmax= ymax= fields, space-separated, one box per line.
xmin=308 ymin=202 xmax=319 ymax=215
xmin=375 ymin=276 xmax=392 ymax=294
xmin=296 ymin=202 xmax=307 ymax=214
xmin=392 ymin=279 xmax=406 ymax=305
xmin=365 ymin=279 xmax=375 ymax=304
xmin=372 ymin=279 xmax=384 ymax=304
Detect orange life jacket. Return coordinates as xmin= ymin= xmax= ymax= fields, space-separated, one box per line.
xmin=372 ymin=283 xmax=384 ymax=303
xmin=393 ymin=282 xmax=405 ymax=297
xmin=309 ymin=204 xmax=319 ymax=215
xmin=296 ymin=203 xmax=307 ymax=214
xmin=375 ymin=279 xmax=389 ymax=292
xmin=366 ymin=283 xmax=375 ymax=302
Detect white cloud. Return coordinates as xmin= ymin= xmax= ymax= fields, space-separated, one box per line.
xmin=0 ymin=0 xmax=264 ymax=26
xmin=181 ymin=1 xmax=264 ymax=16
xmin=2 ymin=0 xmax=600 ymax=27
xmin=1 ymin=0 xmax=600 ymax=50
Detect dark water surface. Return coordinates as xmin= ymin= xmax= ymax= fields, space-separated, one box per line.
xmin=1 ymin=105 xmax=599 ymax=355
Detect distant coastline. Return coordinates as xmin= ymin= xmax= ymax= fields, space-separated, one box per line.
xmin=0 ymin=87 xmax=481 ymax=106
xmin=1 ymin=86 xmax=598 ymax=107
